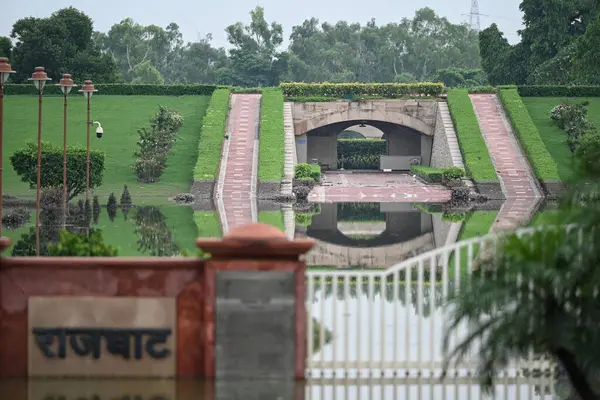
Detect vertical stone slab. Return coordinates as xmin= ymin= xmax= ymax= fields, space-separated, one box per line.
xmin=197 ymin=223 xmax=313 ymax=380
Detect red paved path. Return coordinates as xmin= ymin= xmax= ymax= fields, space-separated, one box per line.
xmin=308 ymin=173 xmax=451 ymax=203
xmin=218 ymin=94 xmax=261 ymax=231
xmin=469 ymin=94 xmax=542 ymax=231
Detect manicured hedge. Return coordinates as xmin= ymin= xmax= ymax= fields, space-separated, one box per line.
xmin=4 ymin=84 xmax=222 ymax=96
xmin=193 ymin=88 xmax=230 ymax=180
xmin=338 ymin=139 xmax=386 ymax=169
xmin=516 ymin=85 xmax=600 ymax=97
xmin=258 ymin=88 xmax=285 ymax=181
xmin=446 ymin=89 xmax=498 ymax=182
xmin=498 ymin=89 xmax=560 ymax=180
xmin=280 ymin=82 xmax=445 ymax=98
xmin=411 ymin=166 xmax=443 ymax=183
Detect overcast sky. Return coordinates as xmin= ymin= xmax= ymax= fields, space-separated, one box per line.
xmin=2 ymin=0 xmax=524 ymax=48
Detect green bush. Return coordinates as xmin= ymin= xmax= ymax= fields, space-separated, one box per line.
xmin=47 ymin=229 xmax=118 ymax=256
xmin=259 ymin=88 xmax=285 ymax=181
xmin=295 ymin=213 xmax=314 ymax=226
xmin=467 ymin=86 xmax=497 ymax=93
xmin=193 ymin=88 xmax=230 ymax=180
xmin=442 ymin=166 xmax=466 ymax=180
xmin=516 ymin=86 xmax=600 ymax=97
xmin=411 ymin=165 xmax=443 ymax=182
xmin=4 ymin=84 xmax=221 ymax=96
xmin=280 ymin=82 xmax=445 ymax=98
xmin=10 ymin=141 xmax=105 ymax=201
xmin=295 ymin=163 xmax=321 ymax=181
xmin=338 ymin=139 xmax=386 ymax=169
xmin=498 ymin=89 xmax=560 ymax=180
xmin=446 ymin=89 xmax=498 ymax=181
xmin=442 ymin=211 xmax=467 ymax=222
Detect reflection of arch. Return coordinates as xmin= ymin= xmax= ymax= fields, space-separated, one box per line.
xmin=339 ymin=124 xmax=384 ymax=139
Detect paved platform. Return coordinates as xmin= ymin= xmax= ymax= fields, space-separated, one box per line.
xmin=307 ymin=173 xmax=451 ymax=203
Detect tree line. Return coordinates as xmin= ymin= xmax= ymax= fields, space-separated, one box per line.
xmin=479 ymin=0 xmax=600 ymax=85
xmin=0 ymin=6 xmax=483 ymax=87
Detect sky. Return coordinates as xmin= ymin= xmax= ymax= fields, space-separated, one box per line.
xmin=2 ymin=0 xmax=524 ymax=49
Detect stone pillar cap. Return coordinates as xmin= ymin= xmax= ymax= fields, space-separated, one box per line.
xmin=197 ymin=223 xmax=313 ymax=259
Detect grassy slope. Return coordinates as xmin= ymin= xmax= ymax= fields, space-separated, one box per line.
xmin=499 ymin=89 xmax=560 ymax=181
xmin=194 ymin=211 xmax=222 ymax=238
xmin=193 ymin=89 xmax=230 ymax=180
xmin=3 ymin=96 xmax=209 ymax=204
xmin=449 ymin=210 xmax=498 ymax=276
xmin=258 ymin=88 xmax=285 ymax=181
xmin=258 ymin=210 xmax=285 ymax=231
xmin=446 ymin=89 xmax=498 ymax=181
xmin=521 ymin=97 xmax=600 ymax=182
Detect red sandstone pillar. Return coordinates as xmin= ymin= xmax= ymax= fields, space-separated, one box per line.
xmin=196 ymin=223 xmax=313 ymax=380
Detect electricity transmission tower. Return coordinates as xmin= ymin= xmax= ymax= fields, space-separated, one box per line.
xmin=468 ymin=0 xmax=481 ymax=31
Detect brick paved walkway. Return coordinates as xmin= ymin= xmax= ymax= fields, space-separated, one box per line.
xmin=469 ymin=94 xmax=542 ymax=231
xmin=308 ymin=173 xmax=451 ymax=203
xmin=216 ymin=94 xmax=261 ymax=233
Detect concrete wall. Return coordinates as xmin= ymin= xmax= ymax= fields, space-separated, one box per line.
xmin=430 ymin=106 xmax=454 ymax=169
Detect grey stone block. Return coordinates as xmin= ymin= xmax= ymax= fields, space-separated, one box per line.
xmin=258 ymin=180 xmax=283 ymax=199
xmin=191 ymin=179 xmax=216 ymax=199
xmin=475 ymin=181 xmax=506 ymax=200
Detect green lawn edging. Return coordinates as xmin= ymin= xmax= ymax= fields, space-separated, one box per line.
xmin=258 ymin=88 xmax=285 ymax=182
xmin=446 ymin=89 xmax=498 ymax=182
xmin=498 ymin=89 xmax=560 ymax=181
xmin=193 ymin=88 xmax=230 ymax=180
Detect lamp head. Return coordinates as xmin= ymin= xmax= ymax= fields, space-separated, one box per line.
xmin=57 ymin=73 xmax=77 ymax=95
xmin=79 ymin=80 xmax=98 ymax=100
xmin=28 ymin=67 xmax=51 ymax=91
xmin=0 ymin=58 xmax=15 ymax=85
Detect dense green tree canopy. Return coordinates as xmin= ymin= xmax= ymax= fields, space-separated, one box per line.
xmin=9 ymin=7 xmax=117 ymax=83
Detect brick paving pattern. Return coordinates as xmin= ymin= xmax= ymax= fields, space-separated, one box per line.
xmin=308 ymin=173 xmax=451 ymax=203
xmin=469 ymin=94 xmax=542 ymax=231
xmin=218 ymin=94 xmax=261 ymax=231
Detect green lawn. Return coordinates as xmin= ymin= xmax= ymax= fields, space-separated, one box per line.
xmin=3 ymin=95 xmax=209 ymax=204
xmin=520 ymin=97 xmax=600 ymax=182
xmin=258 ymin=88 xmax=285 ymax=181
xmin=194 ymin=211 xmax=222 ymax=238
xmin=258 ymin=210 xmax=285 ymax=231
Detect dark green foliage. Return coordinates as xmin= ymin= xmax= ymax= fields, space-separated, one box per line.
xmin=337 ymin=203 xmax=384 ymax=222
xmin=120 ymin=185 xmax=132 ymax=206
xmin=337 ymin=139 xmax=386 ymax=170
xmin=3 ymin=83 xmax=222 ymax=96
xmin=0 ymin=36 xmax=11 ymax=59
xmin=106 ymin=192 xmax=117 ymax=222
xmin=411 ymin=165 xmax=443 ymax=183
xmin=429 ymin=68 xmax=487 ymax=88
xmin=550 ymin=102 xmax=597 ymax=153
xmin=575 ymin=132 xmax=600 ymax=177
xmin=134 ymin=206 xmax=179 ymax=256
xmin=441 ymin=212 xmax=467 ymax=222
xmin=280 ymin=82 xmax=445 ymax=98
xmin=92 ymin=196 xmax=100 ymax=224
xmin=9 ymin=141 xmax=105 ymax=200
xmin=2 ymin=207 xmax=30 ymax=230
xmin=442 ymin=166 xmax=466 ymax=181
xmin=133 ymin=106 xmax=184 ymax=183
xmin=47 ymin=228 xmax=118 ymax=256
xmin=517 ymin=85 xmax=600 ymax=97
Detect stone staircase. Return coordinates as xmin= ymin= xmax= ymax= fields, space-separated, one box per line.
xmin=281 ymin=102 xmax=295 ymax=198
xmin=437 ymin=102 xmax=465 ymax=169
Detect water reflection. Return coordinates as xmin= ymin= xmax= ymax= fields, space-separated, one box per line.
xmin=298 ymin=202 xmax=456 ymax=269
xmin=0 ymin=378 xmax=563 ymax=399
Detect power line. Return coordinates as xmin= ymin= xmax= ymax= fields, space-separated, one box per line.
xmin=468 ymin=0 xmax=480 ymax=31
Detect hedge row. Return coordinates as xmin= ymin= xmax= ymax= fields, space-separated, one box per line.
xmin=498 ymin=89 xmax=560 ymax=180
xmin=280 ymin=82 xmax=445 ymax=98
xmin=410 ymin=165 xmax=465 ymax=183
xmin=4 ymin=84 xmax=223 ymax=96
xmin=259 ymin=87 xmax=285 ymax=181
xmin=193 ymin=88 xmax=231 ymax=180
xmin=337 ymin=139 xmax=386 ymax=169
xmin=446 ymin=89 xmax=498 ymax=182
xmin=516 ymin=85 xmax=600 ymax=97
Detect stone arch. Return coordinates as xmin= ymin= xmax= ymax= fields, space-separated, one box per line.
xmin=293 ymin=100 xmax=437 ymax=137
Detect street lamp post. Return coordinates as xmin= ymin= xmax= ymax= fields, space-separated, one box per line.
xmin=29 ymin=67 xmax=51 ymax=256
xmin=57 ymin=74 xmax=76 ymax=227
xmin=79 ymin=80 xmax=97 ymax=202
xmin=0 ymin=58 xmax=15 ymax=237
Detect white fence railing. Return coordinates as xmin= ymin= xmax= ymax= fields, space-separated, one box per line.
xmin=305 ymin=227 xmax=571 ymax=382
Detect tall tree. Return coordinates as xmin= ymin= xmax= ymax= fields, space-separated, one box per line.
xmin=218 ymin=6 xmax=285 ymax=87
xmin=0 ymin=37 xmax=11 ymax=59
xmin=9 ymin=7 xmax=116 ymax=83
xmin=169 ymin=34 xmax=230 ymax=84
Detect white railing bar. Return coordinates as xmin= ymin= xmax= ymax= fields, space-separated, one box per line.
xmin=417 ymin=258 xmax=424 ymax=371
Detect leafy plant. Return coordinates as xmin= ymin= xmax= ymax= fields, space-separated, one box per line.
xmin=10 ymin=141 xmax=105 ymax=200
xmin=442 ymin=166 xmax=466 ymax=181
xmin=106 ymin=192 xmax=118 ymax=222
xmin=295 ymin=163 xmax=321 ymax=181
xmin=338 ymin=139 xmax=386 ymax=169
xmin=549 ymin=102 xmax=596 ymax=153
xmin=47 ymin=229 xmax=118 ymax=256
xmin=134 ymin=206 xmax=179 ymax=256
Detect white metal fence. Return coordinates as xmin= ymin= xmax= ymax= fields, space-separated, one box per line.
xmin=305 ymin=227 xmax=563 ymax=384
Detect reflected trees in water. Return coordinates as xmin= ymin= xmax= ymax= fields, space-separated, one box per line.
xmin=134 ymin=206 xmax=179 ymax=257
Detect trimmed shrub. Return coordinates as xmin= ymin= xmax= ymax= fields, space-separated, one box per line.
xmin=259 ymin=88 xmax=285 ymax=181
xmin=47 ymin=229 xmax=118 ymax=256
xmin=295 ymin=163 xmax=321 ymax=181
xmin=411 ymin=165 xmax=443 ymax=183
xmin=442 ymin=166 xmax=466 ymax=180
xmin=516 ymin=85 xmax=600 ymax=97
xmin=498 ymin=89 xmax=560 ymax=180
xmin=280 ymin=82 xmax=445 ymax=98
xmin=4 ymin=84 xmax=222 ymax=96
xmin=193 ymin=88 xmax=230 ymax=180
xmin=446 ymin=89 xmax=498 ymax=181
xmin=442 ymin=211 xmax=467 ymax=222
xmin=10 ymin=141 xmax=105 ymax=200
